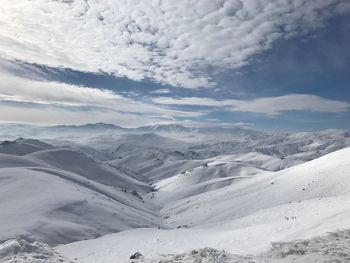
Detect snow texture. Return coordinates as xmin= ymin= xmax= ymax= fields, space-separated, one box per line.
xmin=130 ymin=229 xmax=350 ymax=263
xmin=0 ymin=239 xmax=72 ymax=263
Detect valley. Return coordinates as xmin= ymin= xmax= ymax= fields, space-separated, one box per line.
xmin=0 ymin=123 xmax=350 ymax=262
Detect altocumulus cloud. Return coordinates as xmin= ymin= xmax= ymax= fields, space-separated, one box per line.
xmin=152 ymin=95 xmax=350 ymax=116
xmin=0 ymin=0 xmax=346 ymax=88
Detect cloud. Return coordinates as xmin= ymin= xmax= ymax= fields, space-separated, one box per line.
xmin=153 ymin=94 xmax=350 ymax=115
xmin=0 ymin=101 xmax=176 ymax=127
xmin=0 ymin=0 xmax=345 ymax=88
xmin=151 ymin=89 xmax=172 ymax=95
xmin=0 ymin=63 xmax=203 ymax=117
xmin=334 ymin=1 xmax=350 ymax=15
xmin=0 ymin=60 xmax=205 ymax=125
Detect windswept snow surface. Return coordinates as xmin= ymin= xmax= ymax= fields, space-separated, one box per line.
xmin=128 ymin=247 xmax=258 ymax=263
xmin=4 ymin=230 xmax=350 ymax=263
xmin=0 ymin=239 xmax=72 ymax=263
xmin=128 ymin=229 xmax=350 ymax=263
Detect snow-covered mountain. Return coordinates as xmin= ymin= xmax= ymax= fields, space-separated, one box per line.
xmin=57 ymin=147 xmax=350 ymax=262
xmin=0 ymin=123 xmax=350 ymax=262
xmin=0 ymin=122 xmax=265 ymax=143
xmin=0 ymin=140 xmax=161 ymax=246
xmin=0 ymin=138 xmax=54 ymax=156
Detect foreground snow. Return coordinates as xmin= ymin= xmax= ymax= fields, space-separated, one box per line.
xmin=0 ymin=239 xmax=72 ymax=263
xmin=3 ymin=229 xmax=350 ymax=263
xmin=129 ymin=247 xmax=258 ymax=263
xmin=129 ymin=229 xmax=350 ymax=263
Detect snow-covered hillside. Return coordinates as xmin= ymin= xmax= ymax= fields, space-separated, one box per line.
xmin=0 ymin=140 xmax=161 ymax=245
xmin=0 ymin=138 xmax=54 ymax=155
xmin=57 ymin=147 xmax=350 ymax=262
xmin=157 ymin=147 xmax=350 ymax=228
xmin=0 ymin=123 xmax=350 ymax=262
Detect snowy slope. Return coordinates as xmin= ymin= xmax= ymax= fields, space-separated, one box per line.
xmin=1 ymin=124 xmax=350 ymax=263
xmin=0 ymin=140 xmax=162 ymax=246
xmin=29 ymin=148 xmax=151 ymax=192
xmin=57 ymin=147 xmax=350 ymax=262
xmin=0 ymin=138 xmax=53 ymax=156
xmin=99 ymin=126 xmax=350 ymax=186
xmin=158 ymin=147 xmax=350 ymax=227
xmin=0 ymin=166 xmax=161 ymax=245
xmin=0 ymin=153 xmax=48 ymax=168
xmin=153 ymin=156 xmax=267 ymax=205
xmin=108 ymin=146 xmax=196 ymax=181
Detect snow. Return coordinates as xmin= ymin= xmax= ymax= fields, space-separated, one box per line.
xmin=4 ymin=230 xmax=350 ymax=263
xmin=128 ymin=229 xmax=350 ymax=262
xmin=0 ymin=239 xmax=72 ymax=263
xmin=0 ymin=167 xmax=161 ymax=245
xmin=0 ymin=141 xmax=162 ymax=245
xmin=1 ymin=123 xmax=350 ymax=262
xmin=28 ymin=148 xmax=151 ymax=191
xmin=57 ymin=147 xmax=350 ymax=262
xmin=157 ymin=147 xmax=350 ymax=228
xmin=264 ymin=229 xmax=350 ymax=263
xmin=0 ymin=138 xmax=53 ymax=156
xmin=129 ymin=247 xmax=258 ymax=263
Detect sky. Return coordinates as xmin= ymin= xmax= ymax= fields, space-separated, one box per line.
xmin=0 ymin=0 xmax=349 ymax=131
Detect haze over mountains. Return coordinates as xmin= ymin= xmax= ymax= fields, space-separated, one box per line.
xmin=0 ymin=123 xmax=350 ymax=262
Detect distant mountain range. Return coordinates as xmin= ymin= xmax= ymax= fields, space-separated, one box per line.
xmin=1 ymin=123 xmax=350 ymax=262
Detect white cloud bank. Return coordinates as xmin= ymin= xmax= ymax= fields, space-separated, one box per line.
xmin=0 ymin=0 xmax=346 ymax=88
xmin=0 ymin=61 xmax=204 ymax=126
xmin=153 ymin=95 xmax=350 ymax=115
